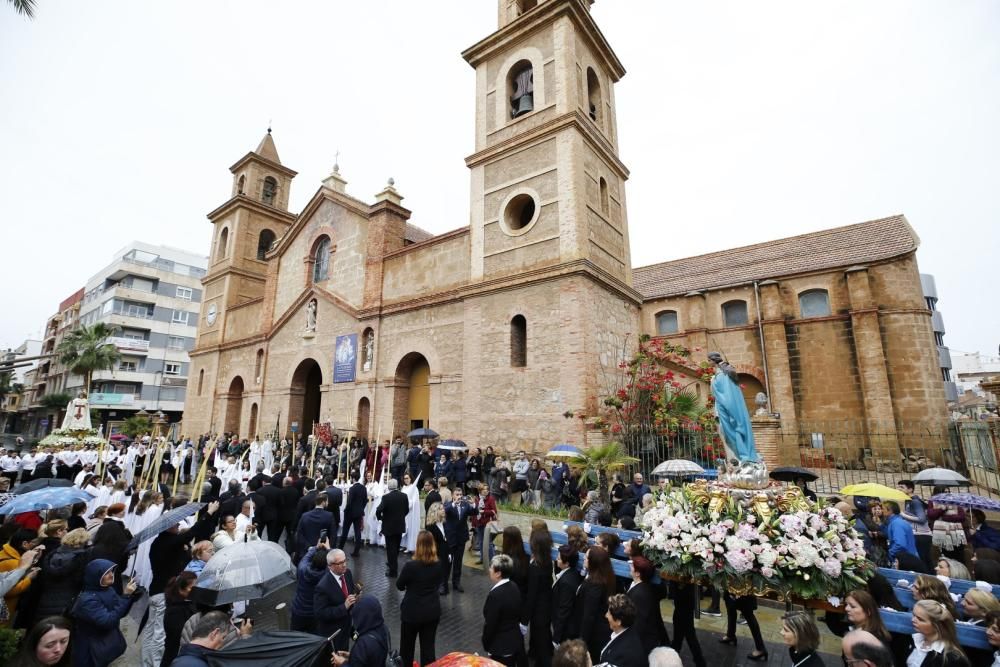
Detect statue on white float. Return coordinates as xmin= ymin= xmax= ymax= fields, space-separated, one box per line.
xmin=61 ymin=392 xmax=93 ymax=431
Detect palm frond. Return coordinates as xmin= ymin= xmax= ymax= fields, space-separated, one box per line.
xmin=9 ymin=0 xmax=37 ymax=18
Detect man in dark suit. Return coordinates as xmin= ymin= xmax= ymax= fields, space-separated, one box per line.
xmin=599 ymin=594 xmax=646 ymax=667
xmin=444 ymin=487 xmax=477 ymax=592
xmin=339 ymin=471 xmax=366 ymax=556
xmin=295 ymin=478 xmax=320 ymax=526
xmin=250 ymin=462 xmax=270 ymax=489
xmin=375 ymin=479 xmax=409 ymax=577
xmin=324 ymin=478 xmax=343 ymax=538
xmin=277 ymin=476 xmax=300 ymax=554
xmin=257 ymin=475 xmax=283 ymax=542
xmin=313 ymin=548 xmax=357 ymax=650
xmin=423 ymin=479 xmax=441 ymax=513
xmin=247 ymin=478 xmax=272 ymax=539
xmin=296 ymin=493 xmax=335 ymax=556
xmin=482 ymin=554 xmax=526 ymax=667
xmin=218 ymin=479 xmax=246 ymax=522
xmin=551 ymin=545 xmax=583 ymax=644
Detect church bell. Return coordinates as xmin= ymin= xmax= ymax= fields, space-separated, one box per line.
xmin=511 ymin=93 xmax=534 ymax=118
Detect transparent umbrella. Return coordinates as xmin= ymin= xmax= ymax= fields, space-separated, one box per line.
xmin=912 ymin=468 xmax=970 ymax=487
xmin=191 ymin=540 xmax=295 ymax=606
xmin=651 ymin=459 xmax=705 ymax=477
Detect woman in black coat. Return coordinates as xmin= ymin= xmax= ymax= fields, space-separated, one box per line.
xmin=31 ymin=529 xmax=90 ymax=623
xmin=575 ymin=546 xmax=615 ymax=663
xmin=500 ymin=526 xmax=529 ymax=596
xmin=397 ymin=531 xmax=444 ymax=667
xmin=780 ymin=611 xmax=825 ymax=667
xmin=626 ymin=556 xmax=669 ymax=654
xmin=160 ymin=572 xmax=197 ymax=667
xmin=522 ymin=530 xmax=553 ymax=667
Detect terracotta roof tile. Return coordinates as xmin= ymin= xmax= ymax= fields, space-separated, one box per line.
xmin=404 ymin=223 xmax=435 ymax=243
xmin=633 ymin=215 xmax=919 ymax=300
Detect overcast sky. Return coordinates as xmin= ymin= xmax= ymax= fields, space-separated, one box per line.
xmin=2 ymin=1 xmax=997 ymax=357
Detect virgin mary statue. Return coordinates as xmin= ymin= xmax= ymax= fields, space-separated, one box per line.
xmin=708 ymin=353 xmax=757 ymax=462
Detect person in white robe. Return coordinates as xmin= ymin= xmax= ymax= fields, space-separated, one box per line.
xmin=363 ymin=473 xmax=385 ymax=547
xmin=127 ymin=493 xmax=164 ymax=588
xmin=248 ymin=439 xmax=262 ymax=475
xmin=261 ymin=438 xmax=275 ymax=472
xmin=401 ymin=471 xmax=422 ymax=554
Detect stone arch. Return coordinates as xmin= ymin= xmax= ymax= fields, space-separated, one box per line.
xmin=223 ymin=375 xmax=245 ymax=435
xmin=737 ymin=373 xmax=766 ymax=416
xmin=357 ymin=397 xmax=371 ymax=438
xmin=392 ymin=352 xmax=431 ymax=436
xmin=288 ymin=358 xmax=323 ymax=440
xmin=304 ymin=227 xmax=337 ymax=284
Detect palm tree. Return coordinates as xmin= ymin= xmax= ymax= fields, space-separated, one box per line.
xmin=56 ymin=322 xmax=121 ymax=394
xmin=573 ymin=441 xmax=639 ymax=503
xmin=7 ymin=0 xmax=36 ymax=18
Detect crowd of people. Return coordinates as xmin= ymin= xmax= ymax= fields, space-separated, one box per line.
xmin=2 ymin=434 xmax=1000 ymax=667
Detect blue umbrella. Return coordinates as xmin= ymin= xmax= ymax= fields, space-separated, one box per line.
xmin=930 ymin=492 xmax=1000 ymax=511
xmin=546 ymin=444 xmax=583 ymax=459
xmin=127 ymin=502 xmax=206 ymax=551
xmin=0 ymin=486 xmax=93 ymax=516
xmin=407 ymin=427 xmax=438 ymax=439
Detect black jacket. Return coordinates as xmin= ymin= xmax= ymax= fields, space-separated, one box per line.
xmin=344 ymin=482 xmax=367 ymax=520
xmin=160 ymin=596 xmax=195 ymax=667
xmin=396 ymin=560 xmax=442 ymax=624
xmin=278 ymin=485 xmax=300 ymax=522
xmin=149 ymin=515 xmax=215 ymax=596
xmin=376 ymin=490 xmax=409 ymax=537
xmin=424 ymin=489 xmax=441 ymax=513
xmin=248 ymin=490 xmax=271 ymax=524
xmin=325 ymin=485 xmax=343 ymax=521
xmin=599 ymin=627 xmax=647 ymax=667
xmin=575 ymin=580 xmax=612 ymax=662
xmin=626 ymin=581 xmax=669 ymax=654
xmin=905 ymin=644 xmax=971 ymax=667
xmin=788 ymin=648 xmax=825 ymax=667
xmin=427 ymin=523 xmax=449 ymax=569
xmin=295 ymin=490 xmax=318 ymax=523
xmin=33 ymin=544 xmax=89 ymax=620
xmin=218 ymin=491 xmax=246 ymax=521
xmin=314 ymin=568 xmax=355 ymax=638
xmin=256 ymin=483 xmax=281 ymax=523
xmin=551 ymin=567 xmax=582 ymax=643
xmin=482 ymin=580 xmax=524 ymax=658
xmin=444 ymin=500 xmax=477 ymax=546
xmin=296 ymin=508 xmax=335 ymax=553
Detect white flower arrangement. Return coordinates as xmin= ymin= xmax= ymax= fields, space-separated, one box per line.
xmin=640 ymin=484 xmax=873 ymax=601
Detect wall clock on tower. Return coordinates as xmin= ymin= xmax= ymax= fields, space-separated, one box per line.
xmin=205 ymin=303 xmax=217 ymax=326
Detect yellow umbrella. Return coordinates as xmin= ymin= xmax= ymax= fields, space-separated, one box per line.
xmin=839 ymin=482 xmax=910 ymax=501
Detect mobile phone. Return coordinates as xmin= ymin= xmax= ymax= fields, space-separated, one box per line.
xmin=319 ymin=529 xmax=328 ymax=543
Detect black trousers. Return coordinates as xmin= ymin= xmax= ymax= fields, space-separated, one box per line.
xmin=724 ymin=593 xmax=765 ymax=653
xmin=400 ymin=617 xmax=439 ymax=667
xmin=671 ymin=587 xmax=706 ymax=667
xmin=265 ymin=520 xmax=283 ymax=543
xmin=915 ymin=534 xmax=933 ymax=570
xmin=449 ymin=543 xmax=465 ymax=585
xmin=339 ymin=516 xmax=363 ymax=553
xmin=385 ymin=533 xmax=402 ymax=575
xmin=290 ymin=613 xmax=316 ymax=634
xmin=489 ymin=647 xmax=527 ymax=667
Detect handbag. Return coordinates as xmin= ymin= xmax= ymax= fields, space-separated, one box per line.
xmin=385 ymin=630 xmax=402 ymax=667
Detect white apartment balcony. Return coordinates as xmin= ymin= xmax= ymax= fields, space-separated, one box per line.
xmin=106 ymin=337 xmax=151 ymax=354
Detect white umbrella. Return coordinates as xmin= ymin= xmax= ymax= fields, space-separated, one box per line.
xmin=651 ymin=459 xmax=705 ymax=477
xmin=912 ymin=467 xmax=970 ymax=487
xmin=191 ymin=540 xmax=295 ymax=606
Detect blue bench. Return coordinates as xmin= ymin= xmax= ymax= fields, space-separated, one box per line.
xmin=880 ymin=609 xmax=990 ymax=650
xmin=564 ymin=520 xmax=642 ymax=543
xmin=878 ymin=567 xmax=1000 ymax=599
xmin=537 ymin=533 xmax=661 ymax=583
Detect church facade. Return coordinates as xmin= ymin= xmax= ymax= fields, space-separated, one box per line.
xmin=182 ymin=0 xmax=947 ymax=451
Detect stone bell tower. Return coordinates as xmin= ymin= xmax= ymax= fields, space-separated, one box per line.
xmin=463 ymin=0 xmax=631 ymax=287
xmin=197 ymin=130 xmax=297 ymax=347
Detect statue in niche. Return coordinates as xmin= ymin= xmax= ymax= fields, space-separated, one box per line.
xmin=306 ymin=299 xmax=317 ymax=331
xmin=363 ymin=330 xmax=374 ymax=371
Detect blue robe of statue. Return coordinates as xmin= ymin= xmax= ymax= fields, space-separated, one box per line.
xmin=711 ymin=372 xmax=758 ymax=462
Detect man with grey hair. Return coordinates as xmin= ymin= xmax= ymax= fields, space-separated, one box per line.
xmin=483 ymin=554 xmax=525 ymax=667
xmin=376 ymin=477 xmax=409 ymax=577
xmin=314 ymin=547 xmax=356 ymax=650
xmin=647 ymin=647 xmax=683 ymax=667
xmin=842 ymin=630 xmax=893 ymax=667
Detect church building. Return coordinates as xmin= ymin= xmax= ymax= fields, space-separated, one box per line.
xmin=182 ymin=0 xmax=948 ymax=451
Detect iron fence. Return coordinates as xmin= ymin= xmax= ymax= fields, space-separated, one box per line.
xmin=783 ymin=420 xmax=1000 ymax=499
xmin=621 ymin=425 xmax=719 ymax=479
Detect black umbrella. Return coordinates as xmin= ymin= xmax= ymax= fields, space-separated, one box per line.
xmin=127 ymin=502 xmax=206 ymax=551
xmin=205 ymin=630 xmax=331 ymax=667
xmin=769 ymin=466 xmax=819 ymax=483
xmin=407 ymin=427 xmax=438 ymax=439
xmin=13 ymin=478 xmax=73 ymax=495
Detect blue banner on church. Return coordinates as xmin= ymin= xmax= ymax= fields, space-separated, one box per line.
xmin=333 ymin=334 xmax=358 ymax=383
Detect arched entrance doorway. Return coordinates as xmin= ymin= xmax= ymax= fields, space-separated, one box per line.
xmin=393 ymin=353 xmax=430 ymax=435
xmin=738 ymin=373 xmax=766 ymax=415
xmin=357 ymin=397 xmax=370 ymax=438
xmin=289 ymin=359 xmax=323 ymax=441
xmin=224 ymin=376 xmax=245 ymax=436
xmin=248 ymin=403 xmax=259 ymax=438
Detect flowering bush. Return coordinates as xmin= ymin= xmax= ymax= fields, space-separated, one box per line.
xmin=640 ymin=484 xmax=873 ymax=601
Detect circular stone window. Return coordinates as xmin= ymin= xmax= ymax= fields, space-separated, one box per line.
xmin=499 ymin=189 xmax=540 ymax=236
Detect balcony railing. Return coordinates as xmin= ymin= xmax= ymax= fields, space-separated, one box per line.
xmin=109 ymin=307 xmax=154 ymax=320
xmin=106 ymin=336 xmax=150 ymax=352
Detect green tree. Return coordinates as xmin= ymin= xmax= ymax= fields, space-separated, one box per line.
xmin=7 ymin=0 xmax=36 ymax=18
xmin=56 ymin=323 xmax=121 ymax=394
xmin=39 ymin=392 xmax=73 ymax=431
xmin=121 ymin=415 xmax=153 ymax=438
xmin=573 ymin=441 xmax=639 ymax=503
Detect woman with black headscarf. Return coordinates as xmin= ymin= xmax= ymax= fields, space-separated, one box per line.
xmin=331 ymin=596 xmax=390 ymax=667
